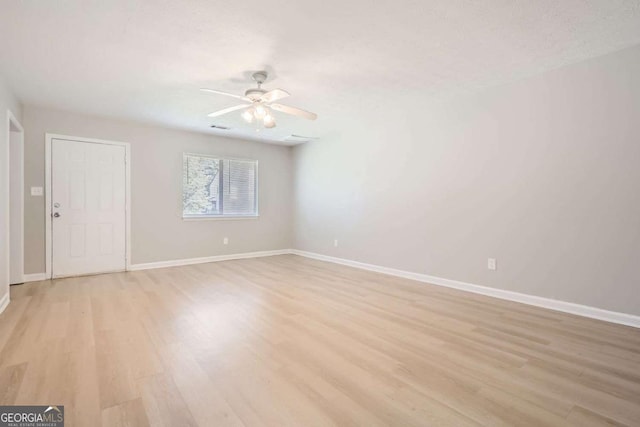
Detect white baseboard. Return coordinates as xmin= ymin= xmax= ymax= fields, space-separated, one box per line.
xmin=0 ymin=292 xmax=9 ymax=315
xmin=290 ymin=249 xmax=640 ymax=329
xmin=23 ymin=273 xmax=48 ymax=283
xmin=129 ymin=249 xmax=292 ymax=271
xmin=20 ymin=248 xmax=639 ymax=328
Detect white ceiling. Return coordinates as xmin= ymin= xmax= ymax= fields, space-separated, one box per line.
xmin=1 ymin=0 xmax=639 ymax=145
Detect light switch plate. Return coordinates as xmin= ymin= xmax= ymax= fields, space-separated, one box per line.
xmin=31 ymin=187 xmax=43 ymax=196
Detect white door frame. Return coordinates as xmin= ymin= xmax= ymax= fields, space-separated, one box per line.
xmin=4 ymin=110 xmax=24 ymax=303
xmin=45 ymin=133 xmax=131 ymax=279
xmin=6 ymin=110 xmax=24 ymax=284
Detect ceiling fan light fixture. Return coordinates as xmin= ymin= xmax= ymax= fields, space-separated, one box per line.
xmin=254 ymin=104 xmax=267 ymax=119
xmin=263 ymin=114 xmax=275 ymax=128
xmin=241 ymin=108 xmax=254 ymax=123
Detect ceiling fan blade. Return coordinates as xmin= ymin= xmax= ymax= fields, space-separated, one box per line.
xmin=201 ymin=88 xmax=249 ymax=102
xmin=270 ymin=103 xmax=317 ymax=120
xmin=207 ymin=104 xmax=249 ymax=118
xmin=260 ymin=88 xmax=290 ymax=103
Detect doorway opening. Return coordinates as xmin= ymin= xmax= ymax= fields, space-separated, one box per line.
xmin=8 ymin=111 xmax=24 ymax=285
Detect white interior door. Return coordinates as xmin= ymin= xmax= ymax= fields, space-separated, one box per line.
xmin=51 ymin=138 xmax=126 ymax=278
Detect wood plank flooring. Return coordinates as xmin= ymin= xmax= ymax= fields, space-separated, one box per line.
xmin=1 ymin=254 xmax=639 ymax=426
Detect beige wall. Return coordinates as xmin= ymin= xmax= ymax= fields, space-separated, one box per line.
xmin=293 ymin=45 xmax=640 ymax=316
xmin=9 ymin=45 xmax=640 ymax=317
xmin=1 ymin=77 xmax=22 ymax=304
xmin=23 ymin=106 xmax=293 ymax=272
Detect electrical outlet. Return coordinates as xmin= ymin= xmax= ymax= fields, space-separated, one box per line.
xmin=223 ymin=237 xmax=229 ymax=245
xmin=31 ymin=186 xmax=43 ymax=196
xmin=488 ymin=258 xmax=497 ymax=271
xmin=334 ymin=239 xmax=338 ymax=247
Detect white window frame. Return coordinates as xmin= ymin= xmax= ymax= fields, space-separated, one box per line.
xmin=182 ymin=153 xmax=259 ymax=220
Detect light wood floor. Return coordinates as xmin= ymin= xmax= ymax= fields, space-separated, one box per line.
xmin=1 ymin=255 xmax=639 ymax=426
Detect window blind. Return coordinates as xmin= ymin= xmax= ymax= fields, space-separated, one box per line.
xmin=221 ymin=159 xmax=257 ymax=216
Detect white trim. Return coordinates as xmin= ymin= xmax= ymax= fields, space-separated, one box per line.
xmin=45 ymin=134 xmax=132 ymax=279
xmin=5 ymin=110 xmax=24 ymax=308
xmin=0 ymin=292 xmax=9 ymax=314
xmin=183 ymin=152 xmax=257 ymax=163
xmin=182 ymin=216 xmax=259 ymax=221
xmin=45 ymin=135 xmax=51 ymax=278
xmin=16 ymin=245 xmax=639 ymax=328
xmin=23 ymin=273 xmax=47 ymax=283
xmin=7 ymin=111 xmax=24 ymax=285
xmin=5 ymin=110 xmax=23 ymax=133
xmin=290 ymin=250 xmax=640 ymax=329
xmin=125 ymin=143 xmax=131 ymax=272
xmin=129 ymin=249 xmax=290 ymax=271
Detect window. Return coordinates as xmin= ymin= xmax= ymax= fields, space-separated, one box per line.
xmin=183 ymin=153 xmax=258 ymax=218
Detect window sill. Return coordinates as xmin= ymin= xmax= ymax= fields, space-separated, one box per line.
xmin=182 ymin=215 xmax=260 ymax=221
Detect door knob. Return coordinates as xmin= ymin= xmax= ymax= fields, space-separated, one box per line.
xmin=53 ymin=212 xmax=61 ymax=218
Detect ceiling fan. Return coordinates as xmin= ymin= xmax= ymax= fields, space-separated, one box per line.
xmin=201 ymin=71 xmax=317 ymax=129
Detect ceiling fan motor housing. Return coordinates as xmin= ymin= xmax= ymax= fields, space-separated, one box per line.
xmin=245 ymin=87 xmax=267 ymax=101
xmin=246 ymin=71 xmax=269 ymax=101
